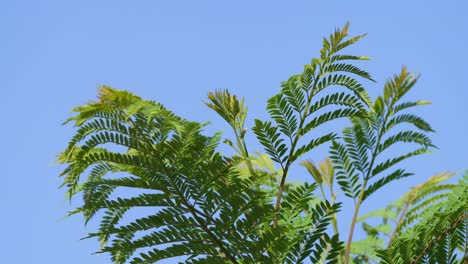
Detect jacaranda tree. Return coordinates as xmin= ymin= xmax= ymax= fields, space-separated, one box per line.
xmin=58 ymin=24 xmax=468 ymax=263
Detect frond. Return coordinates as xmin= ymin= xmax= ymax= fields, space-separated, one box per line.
xmin=371 ymin=148 xmax=430 ymax=178
xmin=303 ymin=108 xmax=363 ymax=135
xmin=382 ymin=67 xmax=419 ymax=103
xmin=57 ymin=23 xmax=455 ymax=264
xmin=308 ymin=92 xmax=367 ymax=114
xmin=314 ymin=74 xmax=372 ymax=107
xmin=351 ymin=235 xmax=385 ymax=263
xmin=281 ymin=74 xmax=306 ymax=112
xmin=342 ymin=119 xmax=372 ymax=174
xmin=385 ymin=113 xmax=434 ymax=133
xmin=377 ymin=131 xmax=434 ymax=155
xmin=354 ymin=171 xmax=457 ymax=261
xmin=327 ymin=54 xmax=371 ymax=63
xmin=320 ymin=63 xmax=374 ymax=81
xmin=330 ymin=140 xmax=362 ymax=199
xmin=292 ymin=132 xmax=337 ymax=162
xmin=329 ymin=66 xmax=436 ymax=262
xmin=267 ymin=93 xmax=298 ymax=140
xmin=393 ymin=100 xmax=431 ymax=114
xmin=300 ymin=157 xmax=334 ymax=187
xmin=252 ymin=120 xmax=288 ymax=166
xmin=59 ymin=86 xmax=277 ymax=263
xmin=379 ymin=172 xmax=468 ymax=263
xmin=254 ymin=22 xmax=372 ymax=177
xmin=205 ymin=89 xmax=247 ymax=131
xmin=331 ymin=66 xmax=435 ymax=204
xmin=363 ymin=170 xmax=413 ymax=201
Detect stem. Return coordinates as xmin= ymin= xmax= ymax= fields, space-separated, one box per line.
xmin=273 ymin=71 xmax=320 ymax=227
xmin=388 ymin=200 xmax=411 ymax=247
xmin=463 ymin=222 xmax=468 ymax=263
xmin=343 ymin=179 xmax=368 ymax=264
xmin=319 ymin=182 xmax=340 ymax=247
xmin=190 ymin=206 xmax=240 ymax=264
xmin=344 ymin=100 xmax=393 ymax=263
xmin=234 ymin=129 xmax=256 ymax=177
xmin=344 ymin=126 xmax=383 ymax=262
xmin=410 ymin=213 xmax=467 ymax=264
xmin=329 ymin=185 xmax=340 ymax=236
xmin=175 ymin=187 xmax=239 ymax=263
xmin=273 ymin=113 xmax=309 ymax=227
xmin=273 ymin=156 xmax=293 ymax=227
xmin=320 ymin=183 xmax=342 ymax=237
xmin=331 ymin=220 xmax=340 ymax=242
xmin=330 ymin=189 xmax=342 ymax=264
xmin=158 ymin=155 xmax=239 ymax=264
xmin=318 ymin=184 xmax=326 ymax=202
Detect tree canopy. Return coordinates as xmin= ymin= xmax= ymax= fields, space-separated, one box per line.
xmin=58 ymin=24 xmax=468 ymax=263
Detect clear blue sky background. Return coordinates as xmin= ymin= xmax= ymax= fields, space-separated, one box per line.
xmin=2 ymin=1 xmax=467 ymax=263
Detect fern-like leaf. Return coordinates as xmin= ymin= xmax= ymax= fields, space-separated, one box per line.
xmin=252 ymin=120 xmax=288 ymax=166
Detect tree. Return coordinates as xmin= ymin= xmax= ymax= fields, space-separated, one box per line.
xmin=58 ymin=24 xmax=468 ymax=263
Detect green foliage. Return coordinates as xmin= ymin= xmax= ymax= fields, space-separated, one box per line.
xmin=253 ymin=22 xmax=372 ymax=171
xmin=205 ymin=89 xmax=249 ymax=155
xmin=301 ymin=158 xmax=334 ymax=191
xmin=378 ymin=172 xmax=468 ymax=264
xmin=58 ymin=24 xmax=468 ymax=264
xmin=58 ymin=86 xmax=341 ymax=263
xmin=250 ymin=22 xmax=374 ymax=234
xmin=330 ymin=67 xmax=435 ymax=202
xmin=60 ymin=87 xmax=268 ymax=263
xmin=350 ymin=172 xmax=457 ymax=263
xmin=329 ymin=66 xmax=437 ymax=263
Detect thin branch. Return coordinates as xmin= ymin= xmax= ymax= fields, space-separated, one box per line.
xmin=158 ymin=154 xmax=239 ymax=264
xmin=344 ymin=107 xmax=389 ymax=264
xmin=273 ymin=68 xmax=319 ymax=227
xmin=344 ymin=179 xmax=368 ymax=264
xmin=410 ymin=213 xmax=468 ymax=264
xmin=388 ymin=199 xmax=411 ymax=247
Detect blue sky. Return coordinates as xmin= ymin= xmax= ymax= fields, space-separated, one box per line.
xmin=2 ymin=1 xmax=467 ymax=263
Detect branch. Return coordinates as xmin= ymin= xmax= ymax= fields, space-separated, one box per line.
xmin=158 ymin=155 xmax=239 ymax=264
xmin=388 ymin=199 xmax=411 ymax=247
xmin=410 ymin=213 xmax=468 ymax=264
xmin=273 ymin=65 xmax=319 ymax=227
